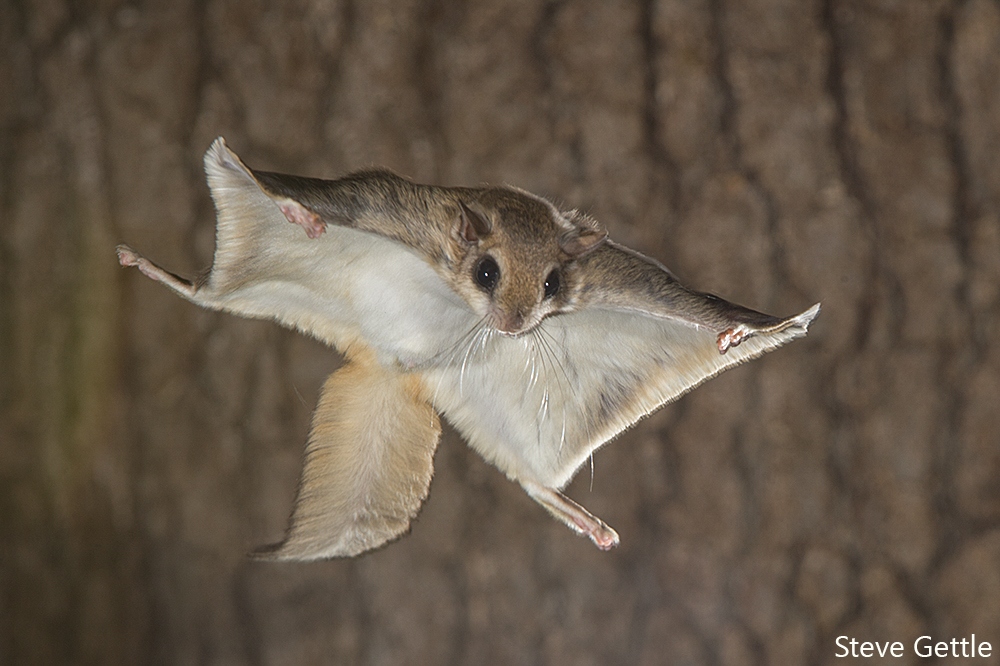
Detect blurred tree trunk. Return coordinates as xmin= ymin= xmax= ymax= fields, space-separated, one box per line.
xmin=2 ymin=0 xmax=999 ymax=664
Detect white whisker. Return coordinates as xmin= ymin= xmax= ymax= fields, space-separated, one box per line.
xmin=589 ymin=452 xmax=594 ymax=492
xmin=459 ymin=326 xmax=486 ymax=396
xmin=528 ymin=338 xmax=540 ymax=390
xmin=430 ymin=315 xmax=488 ymax=407
xmin=534 ymin=324 xmax=580 ymax=452
xmin=429 ymin=316 xmax=485 ymax=367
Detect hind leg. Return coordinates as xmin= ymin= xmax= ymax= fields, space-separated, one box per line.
xmin=522 ymin=481 xmax=619 ymax=550
xmin=116 ymin=244 xmax=197 ymax=298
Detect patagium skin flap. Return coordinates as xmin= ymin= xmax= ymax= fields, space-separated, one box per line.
xmin=117 ymin=137 xmax=820 ymax=558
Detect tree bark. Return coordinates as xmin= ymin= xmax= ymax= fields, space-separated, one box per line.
xmin=2 ymin=0 xmax=999 ymax=664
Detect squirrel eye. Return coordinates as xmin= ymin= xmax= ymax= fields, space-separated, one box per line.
xmin=475 ymin=257 xmax=500 ymax=292
xmin=543 ymin=269 xmax=560 ymax=299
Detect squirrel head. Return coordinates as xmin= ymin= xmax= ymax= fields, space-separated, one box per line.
xmin=447 ymin=188 xmax=606 ymax=335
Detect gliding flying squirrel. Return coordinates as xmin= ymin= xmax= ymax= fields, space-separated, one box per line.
xmin=117 ymin=138 xmax=819 ymax=558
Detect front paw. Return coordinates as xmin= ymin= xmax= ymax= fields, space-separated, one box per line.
xmin=279 ymin=199 xmax=326 ymax=239
xmin=717 ymin=325 xmax=752 ymax=354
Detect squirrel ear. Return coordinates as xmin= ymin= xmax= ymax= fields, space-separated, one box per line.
xmin=559 ymin=225 xmax=607 ymax=258
xmin=456 ymin=201 xmax=492 ymax=243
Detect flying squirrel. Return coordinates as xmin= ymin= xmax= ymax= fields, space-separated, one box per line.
xmin=117 ymin=138 xmax=820 ymax=559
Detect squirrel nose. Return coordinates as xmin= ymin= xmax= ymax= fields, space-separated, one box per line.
xmin=500 ymin=311 xmax=525 ymax=334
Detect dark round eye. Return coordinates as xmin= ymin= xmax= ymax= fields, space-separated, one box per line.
xmin=475 ymin=256 xmax=500 ymax=292
xmin=543 ymin=269 xmax=560 ymax=299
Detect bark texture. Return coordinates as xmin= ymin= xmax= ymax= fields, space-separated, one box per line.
xmin=2 ymin=0 xmax=999 ymax=664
